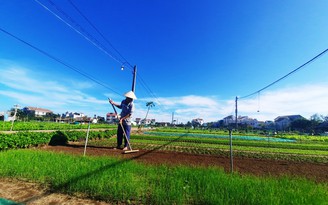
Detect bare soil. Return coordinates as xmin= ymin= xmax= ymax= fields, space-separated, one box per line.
xmin=0 ymin=178 xmax=109 ymax=205
xmin=1 ymin=143 xmax=327 ymax=204
xmin=41 ymin=144 xmax=328 ymax=182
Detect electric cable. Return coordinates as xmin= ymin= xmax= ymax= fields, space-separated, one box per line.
xmin=239 ymin=48 xmax=328 ymax=99
xmin=36 ymin=0 xmax=166 ymax=110
xmin=137 ymin=73 xmax=168 ymax=112
xmin=0 ymin=27 xmax=122 ymax=96
xmin=67 ymin=0 xmax=134 ymax=70
xmin=34 ymin=0 xmax=123 ymax=65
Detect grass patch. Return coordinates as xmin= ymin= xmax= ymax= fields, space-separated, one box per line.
xmin=0 ymin=149 xmax=327 ymax=204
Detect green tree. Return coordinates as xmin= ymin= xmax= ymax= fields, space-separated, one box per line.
xmin=144 ymin=102 xmax=155 ymax=122
xmin=310 ymin=113 xmax=323 ymax=123
xmin=44 ymin=113 xmax=60 ymax=122
xmin=323 ymin=115 xmax=328 ymax=122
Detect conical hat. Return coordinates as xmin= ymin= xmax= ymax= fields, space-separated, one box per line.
xmin=124 ymin=91 xmax=137 ymax=99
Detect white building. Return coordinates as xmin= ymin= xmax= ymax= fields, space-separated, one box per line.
xmin=61 ymin=111 xmax=85 ymax=119
xmin=106 ymin=112 xmax=117 ymax=123
xmin=23 ymin=107 xmax=53 ymax=117
xmin=274 ymin=115 xmax=304 ymax=130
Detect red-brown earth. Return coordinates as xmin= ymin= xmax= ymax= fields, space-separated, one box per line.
xmin=1 ymin=143 xmax=327 ymax=204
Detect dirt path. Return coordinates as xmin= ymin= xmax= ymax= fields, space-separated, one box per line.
xmin=0 ymin=178 xmax=110 ymax=205
xmin=1 ymin=144 xmax=327 ymax=204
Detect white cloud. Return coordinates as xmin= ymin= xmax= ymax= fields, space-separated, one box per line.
xmin=136 ymin=95 xmax=233 ymax=123
xmin=237 ymin=83 xmax=328 ymax=121
xmin=0 ymin=64 xmax=108 ymax=115
xmin=1 ymin=62 xmax=328 ymax=123
xmin=135 ymin=83 xmax=328 ymax=123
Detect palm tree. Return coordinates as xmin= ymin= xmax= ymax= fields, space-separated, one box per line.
xmin=143 ymin=101 xmax=155 ymax=124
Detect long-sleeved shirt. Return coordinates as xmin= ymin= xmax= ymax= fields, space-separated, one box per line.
xmin=118 ymin=99 xmax=134 ymax=125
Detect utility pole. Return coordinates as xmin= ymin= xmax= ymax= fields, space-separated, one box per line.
xmin=10 ymin=104 xmax=20 ymax=131
xmin=131 ymin=65 xmax=137 ymax=92
xmin=171 ymin=112 xmax=174 ymax=125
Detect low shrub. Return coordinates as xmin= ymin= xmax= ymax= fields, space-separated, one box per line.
xmin=0 ymin=129 xmax=116 ymax=150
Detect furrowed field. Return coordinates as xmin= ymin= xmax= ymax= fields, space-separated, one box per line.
xmin=0 ymin=122 xmax=327 ymax=204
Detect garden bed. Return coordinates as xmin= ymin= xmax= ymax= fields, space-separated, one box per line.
xmin=41 ymin=143 xmax=328 ymax=183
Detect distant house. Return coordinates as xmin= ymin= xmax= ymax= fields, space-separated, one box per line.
xmin=135 ymin=118 xmax=155 ymax=126
xmin=192 ymin=118 xmax=204 ymax=127
xmin=141 ymin=118 xmax=155 ymax=125
xmin=264 ymin=120 xmax=275 ymax=130
xmin=238 ymin=116 xmax=263 ymax=128
xmin=222 ymin=115 xmax=235 ymax=126
xmin=70 ymin=112 xmax=85 ymax=119
xmin=155 ymin=122 xmax=170 ymax=127
xmin=0 ymin=111 xmax=4 ymax=121
xmin=215 ymin=115 xmax=263 ymax=129
xmin=221 ymin=115 xmax=257 ymax=126
xmin=106 ymin=112 xmax=117 ymax=123
xmin=135 ymin=118 xmax=142 ymax=125
xmin=23 ymin=107 xmax=53 ymax=117
xmin=274 ymin=115 xmax=304 ymax=131
xmin=61 ymin=112 xmax=85 ymax=119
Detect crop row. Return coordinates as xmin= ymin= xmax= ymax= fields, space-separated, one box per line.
xmin=132 ymin=138 xmax=328 ymax=155
xmin=129 ymin=141 xmax=328 ymax=163
xmin=133 ymin=134 xmax=328 ymax=151
xmin=83 ymin=134 xmax=328 ymax=163
xmin=0 ymin=130 xmax=116 ymax=150
xmin=131 ymin=142 xmax=328 ymax=163
xmin=153 ymin=128 xmax=328 ymax=142
xmin=0 ymin=121 xmax=116 ymax=131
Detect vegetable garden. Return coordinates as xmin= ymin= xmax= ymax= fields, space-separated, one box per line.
xmin=0 ymin=123 xmax=327 ymax=204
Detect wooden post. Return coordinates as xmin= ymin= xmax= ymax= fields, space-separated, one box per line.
xmin=83 ymin=120 xmax=91 ymax=156
xmin=229 ymin=129 xmax=233 ymax=173
xmin=235 ymin=96 xmax=238 ymax=130
xmin=10 ymin=104 xmax=19 ymax=131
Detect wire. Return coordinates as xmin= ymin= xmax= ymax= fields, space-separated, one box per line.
xmin=257 ymin=92 xmax=260 ymax=112
xmin=36 ymin=0 xmax=166 ymax=110
xmin=137 ymin=73 xmax=166 ymax=111
xmin=67 ymin=0 xmax=134 ymax=70
xmin=239 ymin=48 xmax=328 ymax=99
xmin=34 ymin=0 xmax=123 ymax=65
xmin=0 ymin=27 xmax=122 ymax=96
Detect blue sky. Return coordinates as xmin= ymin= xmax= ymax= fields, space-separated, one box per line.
xmin=1 ymin=0 xmax=328 ymax=123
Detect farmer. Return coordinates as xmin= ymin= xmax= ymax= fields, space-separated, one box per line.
xmin=109 ymin=91 xmax=137 ymax=150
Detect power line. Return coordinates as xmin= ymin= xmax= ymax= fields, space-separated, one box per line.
xmin=36 ymin=0 xmax=165 ymax=108
xmin=67 ymin=0 xmax=134 ymax=70
xmin=239 ymin=48 xmax=328 ymax=99
xmin=67 ymin=7 xmax=164 ymax=107
xmin=137 ymin=73 xmax=167 ymax=111
xmin=0 ymin=27 xmax=122 ymax=96
xmin=34 ymin=0 xmax=123 ymax=65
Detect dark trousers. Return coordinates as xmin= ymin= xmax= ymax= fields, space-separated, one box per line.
xmin=117 ymin=123 xmax=131 ymax=148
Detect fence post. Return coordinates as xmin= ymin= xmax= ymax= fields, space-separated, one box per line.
xmin=229 ymin=129 xmax=233 ymax=173
xmin=83 ymin=121 xmax=91 ymax=156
